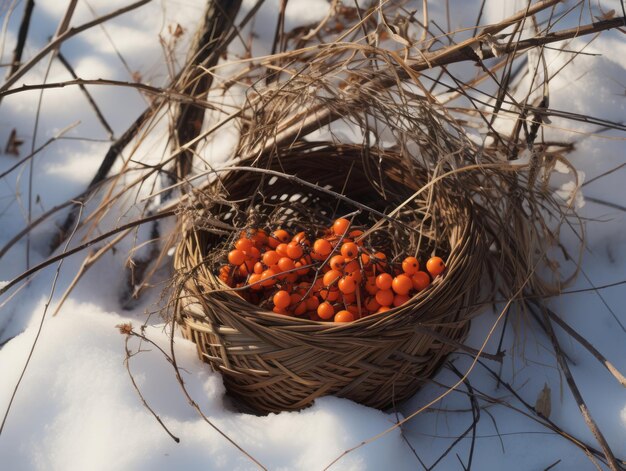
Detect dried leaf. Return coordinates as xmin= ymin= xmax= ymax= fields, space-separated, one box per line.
xmin=535 ymin=382 xmax=552 ymax=418
xmin=4 ymin=129 xmax=24 ymax=156
xmin=116 ymin=323 xmax=133 ymax=335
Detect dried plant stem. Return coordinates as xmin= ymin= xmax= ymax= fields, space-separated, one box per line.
xmin=538 ymin=304 xmax=621 ymax=471
xmin=123 ymin=335 xmax=180 ymax=443
xmin=6 ymin=0 xmax=34 ymax=77
xmin=57 ymin=51 xmax=114 ymax=138
xmin=172 ymin=0 xmax=243 ymax=181
xmin=544 ymin=306 xmax=626 ymax=387
xmin=0 ymin=0 xmax=152 ymax=93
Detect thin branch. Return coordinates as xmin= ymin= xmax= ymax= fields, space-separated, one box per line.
xmin=6 ymin=0 xmax=34 ymax=77
xmin=56 ymin=51 xmax=115 ymax=139
xmin=0 ymin=0 xmax=152 ymax=93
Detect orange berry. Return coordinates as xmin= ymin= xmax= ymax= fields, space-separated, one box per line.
xmin=393 ymin=294 xmax=410 ymax=307
xmin=246 ymin=246 xmax=261 ymax=261
xmin=412 ymin=271 xmax=430 ymax=291
xmin=260 ymin=269 xmax=277 ymax=287
xmin=323 ymin=269 xmax=342 ymax=287
xmin=295 ymin=260 xmax=309 ymax=276
xmin=349 ymin=229 xmax=363 ymax=240
xmin=338 ymin=276 xmax=356 ymax=294
xmin=235 ymin=238 xmax=254 ymax=252
xmin=253 ymin=262 xmax=264 ymax=274
xmin=277 ymin=257 xmax=295 ymax=274
xmin=340 ymin=242 xmax=359 ymax=260
xmin=376 ymin=273 xmax=393 ymax=290
xmin=250 ymin=231 xmax=267 ymax=248
xmin=272 ymin=229 xmax=290 ymax=244
xmin=375 ymin=289 xmax=394 ymax=306
xmin=228 ymin=249 xmax=246 ymax=265
xmin=333 ymin=218 xmax=351 ymax=236
xmin=377 ymin=306 xmax=392 ymax=313
xmin=247 ymin=273 xmax=262 ymax=290
xmin=426 ymin=256 xmax=446 ymax=276
xmin=373 ymin=252 xmax=387 ymax=262
xmin=392 ymin=274 xmax=412 ymax=295
xmin=402 ymin=257 xmax=419 ymax=275
xmin=276 ymin=243 xmax=289 ymax=258
xmin=329 ymin=255 xmax=346 ymax=271
xmin=272 ymin=306 xmax=288 ymax=315
xmin=290 ymin=293 xmax=306 ymax=315
xmin=312 ymin=277 xmax=324 ymax=290
xmin=365 ymin=296 xmax=380 ymax=312
xmin=360 ymin=252 xmax=371 ymax=265
xmin=319 ymin=288 xmax=339 ymax=302
xmin=344 ymin=260 xmax=362 ymax=282
xmin=273 ymin=290 xmax=291 ymax=308
xmin=342 ymin=291 xmax=356 ymax=304
xmin=238 ymin=264 xmax=250 ymax=277
xmin=292 ymin=231 xmax=309 ymax=244
xmin=317 ymin=302 xmax=335 ymax=320
xmin=334 ymin=310 xmax=354 ymax=322
xmin=313 ymin=239 xmax=332 ymax=257
xmin=365 ymin=277 xmax=378 ymax=295
xmin=262 ymin=250 xmax=280 ymax=266
xmin=286 ymin=242 xmax=303 ymax=260
xmin=285 ymin=273 xmax=299 ymax=283
xmin=305 ymin=296 xmax=320 ymax=311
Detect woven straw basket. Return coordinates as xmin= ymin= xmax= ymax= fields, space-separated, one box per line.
xmin=174 ymin=144 xmax=487 ymax=414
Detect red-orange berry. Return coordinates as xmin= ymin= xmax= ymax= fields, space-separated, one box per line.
xmin=329 ymin=255 xmax=346 ymax=271
xmin=286 ymin=242 xmax=303 ymax=260
xmin=375 ymin=273 xmax=393 ymax=290
xmin=228 ymin=249 xmax=246 ymax=266
xmin=402 ymin=256 xmax=419 ymax=275
xmin=317 ymin=302 xmax=335 ymax=320
xmin=340 ymin=242 xmax=359 ymax=260
xmin=313 ymin=239 xmax=332 ymax=257
xmin=393 ymin=294 xmax=410 ymax=307
xmin=273 ymin=290 xmax=291 ymax=308
xmin=334 ymin=310 xmax=354 ymax=322
xmin=323 ymin=269 xmax=342 ymax=287
xmin=426 ymin=256 xmax=446 ymax=276
xmin=375 ymin=289 xmax=394 ymax=306
xmin=235 ymin=238 xmax=254 ymax=253
xmin=391 ymin=274 xmax=412 ymax=295
xmin=338 ymin=276 xmax=356 ymax=294
xmin=333 ymin=218 xmax=351 ymax=236
xmin=262 ymin=250 xmax=280 ymax=267
xmin=276 ymin=243 xmax=290 ymax=258
xmin=260 ymin=269 xmax=277 ymax=287
xmin=277 ymin=257 xmax=295 ymax=274
xmin=412 ymin=271 xmax=430 ymax=291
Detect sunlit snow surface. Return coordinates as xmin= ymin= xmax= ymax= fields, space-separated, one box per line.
xmin=0 ymin=1 xmax=624 ymax=469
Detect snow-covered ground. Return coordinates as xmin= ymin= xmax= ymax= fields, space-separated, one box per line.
xmin=0 ymin=1 xmax=625 ymax=469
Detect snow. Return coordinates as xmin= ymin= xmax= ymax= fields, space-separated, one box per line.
xmin=1 ymin=0 xmax=625 ymax=470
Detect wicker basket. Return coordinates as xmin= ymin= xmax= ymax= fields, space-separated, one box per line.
xmin=174 ymin=144 xmax=487 ymax=414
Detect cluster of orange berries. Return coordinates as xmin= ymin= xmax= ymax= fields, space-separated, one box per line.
xmin=218 ymin=218 xmax=446 ymax=323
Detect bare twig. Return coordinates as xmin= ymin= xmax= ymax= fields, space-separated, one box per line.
xmin=0 ymin=0 xmax=152 ymax=93
xmin=56 ymin=51 xmax=115 ymax=139
xmin=6 ymin=0 xmax=34 ymax=77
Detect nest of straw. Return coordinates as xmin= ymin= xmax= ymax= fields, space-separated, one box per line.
xmin=174 ymin=142 xmax=492 ymax=413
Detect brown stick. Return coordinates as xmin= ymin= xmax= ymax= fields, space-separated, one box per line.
xmin=0 ymin=0 xmax=152 ymax=93
xmin=56 ymin=51 xmax=114 ymax=138
xmin=545 ymin=306 xmax=626 ymax=387
xmin=539 ymin=304 xmax=621 ymax=471
xmin=172 ymin=0 xmax=243 ymax=181
xmin=7 ymin=0 xmax=35 ymax=77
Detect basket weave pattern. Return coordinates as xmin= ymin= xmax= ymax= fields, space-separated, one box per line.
xmin=174 ymin=146 xmax=486 ymax=413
